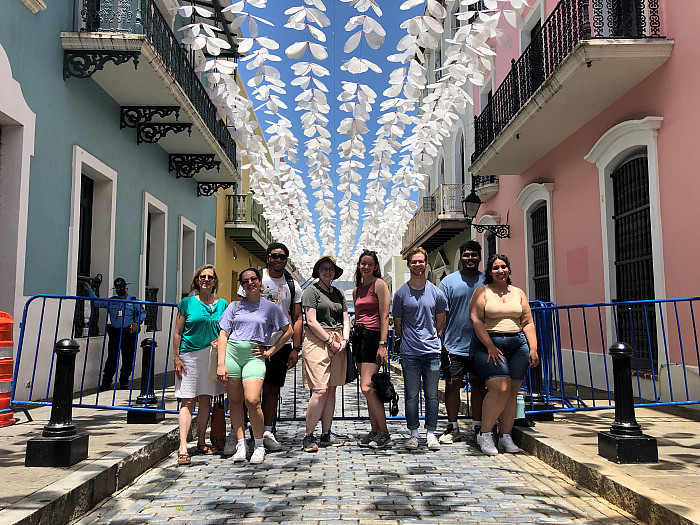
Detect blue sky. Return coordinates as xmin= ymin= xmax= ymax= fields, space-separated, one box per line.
xmin=235 ymin=1 xmax=423 ymax=252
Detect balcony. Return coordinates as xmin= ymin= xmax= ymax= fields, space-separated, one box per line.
xmin=224 ymin=194 xmax=274 ymax=260
xmin=474 ymin=175 xmax=499 ymax=202
xmin=61 ymin=0 xmax=239 ymax=195
xmin=401 ymin=184 xmax=470 ymax=255
xmin=470 ymin=0 xmax=673 ymax=176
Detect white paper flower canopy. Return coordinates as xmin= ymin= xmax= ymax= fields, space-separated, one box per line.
xmin=173 ymin=0 xmax=528 ymax=278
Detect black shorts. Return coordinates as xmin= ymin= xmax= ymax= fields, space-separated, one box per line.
xmin=352 ymin=327 xmax=381 ymax=364
xmin=447 ymin=354 xmax=478 ymax=378
xmin=264 ymin=344 xmax=294 ymax=388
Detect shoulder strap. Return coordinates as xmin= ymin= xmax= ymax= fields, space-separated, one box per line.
xmin=283 ymin=272 xmax=296 ymax=317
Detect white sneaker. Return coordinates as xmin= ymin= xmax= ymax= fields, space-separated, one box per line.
xmin=477 ymin=432 xmax=499 ymax=456
xmin=249 ymin=445 xmax=265 ymax=464
xmin=263 ymin=430 xmax=282 ymax=451
xmin=427 ymin=434 xmax=442 ymax=451
xmin=404 ymin=436 xmax=420 ymax=450
xmin=223 ymin=432 xmax=237 ymax=456
xmin=497 ymin=434 xmax=520 ymax=453
xmin=233 ymin=441 xmax=248 ymax=462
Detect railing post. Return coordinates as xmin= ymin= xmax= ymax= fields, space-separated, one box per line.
xmin=579 ymin=0 xmax=591 ymax=38
xmin=26 ymin=339 xmax=89 ymax=466
xmin=128 ymin=338 xmax=164 ymax=424
xmin=598 ymin=342 xmax=658 ymax=463
xmin=524 ymin=307 xmax=555 ymax=421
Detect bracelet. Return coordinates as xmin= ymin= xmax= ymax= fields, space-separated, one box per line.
xmin=326 ymin=336 xmax=332 ymax=344
xmin=378 ymin=340 xmax=387 ymax=345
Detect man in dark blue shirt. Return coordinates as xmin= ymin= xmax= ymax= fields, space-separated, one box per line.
xmin=85 ymin=277 xmax=145 ymax=391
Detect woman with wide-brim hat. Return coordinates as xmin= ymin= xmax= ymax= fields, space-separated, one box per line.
xmin=301 ymin=255 xmax=350 ymax=452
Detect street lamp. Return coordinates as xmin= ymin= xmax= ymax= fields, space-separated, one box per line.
xmin=461 ymin=177 xmax=511 ymax=238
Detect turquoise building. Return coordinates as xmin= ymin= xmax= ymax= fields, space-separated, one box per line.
xmin=1 ymin=1 xmax=239 ymax=395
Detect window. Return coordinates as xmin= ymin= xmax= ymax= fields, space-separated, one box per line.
xmin=178 ymin=216 xmax=197 ymax=299
xmin=585 ymin=117 xmax=665 ymax=370
xmin=140 ymin=193 xmax=167 ymax=331
xmin=611 ymin=155 xmax=656 ymax=368
xmin=203 ymin=232 xmax=216 ymax=265
xmin=515 ymin=182 xmax=555 ymax=302
xmin=69 ymin=147 xmax=117 ymax=336
xmin=530 ymin=203 xmax=550 ymax=302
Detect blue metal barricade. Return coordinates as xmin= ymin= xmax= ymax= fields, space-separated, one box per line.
xmin=526 ymin=297 xmax=700 ymax=416
xmin=10 ymin=294 xmax=181 ymax=417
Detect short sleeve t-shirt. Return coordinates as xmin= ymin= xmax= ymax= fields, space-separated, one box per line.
xmin=302 ymin=283 xmax=347 ymax=329
xmin=238 ymin=269 xmax=302 ymax=344
xmin=177 ymin=296 xmax=228 ymax=353
xmin=439 ymin=271 xmax=485 ymax=356
xmin=218 ymin=298 xmax=288 ymax=345
xmin=392 ymin=281 xmax=448 ymax=356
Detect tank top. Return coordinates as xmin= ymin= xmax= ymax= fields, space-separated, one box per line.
xmin=483 ymin=285 xmax=522 ymax=333
xmin=354 ymin=279 xmax=381 ymax=330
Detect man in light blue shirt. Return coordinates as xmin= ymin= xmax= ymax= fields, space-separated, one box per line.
xmin=85 ymin=277 xmax=145 ymax=391
xmin=438 ymin=241 xmax=486 ymax=444
xmin=393 ymin=247 xmax=448 ymax=452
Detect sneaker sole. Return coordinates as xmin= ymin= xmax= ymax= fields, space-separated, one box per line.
xmin=264 ymin=444 xmax=283 ymax=451
xmin=368 ymin=441 xmax=392 ymax=450
xmin=438 ymin=436 xmax=454 ymax=444
xmin=303 ymin=446 xmax=318 ymax=452
xmin=233 ymin=455 xmax=247 ymax=462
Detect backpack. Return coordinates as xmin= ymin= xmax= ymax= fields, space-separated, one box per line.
xmin=283 ymin=271 xmax=297 ymax=319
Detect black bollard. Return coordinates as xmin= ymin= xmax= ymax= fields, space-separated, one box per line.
xmin=127 ymin=338 xmax=164 ymax=424
xmin=26 ymin=339 xmax=89 ymax=466
xmin=598 ymin=342 xmax=658 ymax=463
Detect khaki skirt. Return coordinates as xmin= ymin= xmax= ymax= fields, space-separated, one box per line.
xmin=302 ymin=327 xmax=347 ymax=389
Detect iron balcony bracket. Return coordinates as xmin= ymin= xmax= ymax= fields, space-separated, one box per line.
xmin=169 ymin=154 xmax=221 ymax=178
xmin=472 ymin=223 xmax=511 ymax=239
xmin=63 ymin=50 xmax=140 ymax=80
xmin=136 ymin=123 xmax=192 ymax=144
xmin=120 ymin=106 xmax=181 ymax=129
xmin=197 ymin=182 xmax=234 ymax=197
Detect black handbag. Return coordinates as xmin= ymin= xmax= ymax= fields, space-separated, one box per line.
xmin=345 ymin=323 xmax=362 ymax=384
xmin=372 ymin=363 xmax=399 ymax=416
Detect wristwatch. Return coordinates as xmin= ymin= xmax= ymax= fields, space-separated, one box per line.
xmin=379 ymin=340 xmax=387 ymax=346
xmin=292 ymin=346 xmax=302 ymax=352
xmin=343 ymin=339 xmax=349 ymax=344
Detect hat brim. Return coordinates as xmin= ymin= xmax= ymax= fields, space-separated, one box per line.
xmin=312 ymin=257 xmax=343 ymax=279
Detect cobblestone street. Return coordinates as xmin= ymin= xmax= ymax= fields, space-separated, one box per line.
xmin=75 ymin=372 xmax=641 ymax=524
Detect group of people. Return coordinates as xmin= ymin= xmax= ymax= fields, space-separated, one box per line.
xmin=394 ymin=242 xmax=538 ymax=456
xmin=169 ymin=239 xmax=538 ymax=465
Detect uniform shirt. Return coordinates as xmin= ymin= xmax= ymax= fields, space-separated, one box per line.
xmin=87 ymin=288 xmax=145 ymax=330
xmin=218 ymin=298 xmax=288 ymax=345
xmin=238 ymin=269 xmax=302 ymax=345
xmin=439 ymin=272 xmax=485 ymax=356
xmin=177 ymin=296 xmax=228 ymax=353
xmin=392 ymin=281 xmax=448 ymax=356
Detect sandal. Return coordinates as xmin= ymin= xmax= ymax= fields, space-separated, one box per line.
xmin=196 ymin=444 xmax=215 ymax=455
xmin=177 ymin=453 xmax=191 ymax=466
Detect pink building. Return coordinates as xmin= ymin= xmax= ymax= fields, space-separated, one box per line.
xmin=405 ymin=0 xmax=697 ymax=400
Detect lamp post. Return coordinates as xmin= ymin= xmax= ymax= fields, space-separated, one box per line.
xmin=461 ymin=176 xmax=510 ymax=238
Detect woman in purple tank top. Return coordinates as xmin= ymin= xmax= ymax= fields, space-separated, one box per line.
xmin=352 ymin=250 xmax=392 ymax=449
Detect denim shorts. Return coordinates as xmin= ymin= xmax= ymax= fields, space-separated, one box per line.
xmin=473 ymin=332 xmax=530 ymax=382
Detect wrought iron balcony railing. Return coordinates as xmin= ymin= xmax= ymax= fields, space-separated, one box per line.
xmin=74 ymin=0 xmax=236 ymax=167
xmin=402 ymin=184 xmax=469 ymax=249
xmin=472 ymin=0 xmax=663 ymax=164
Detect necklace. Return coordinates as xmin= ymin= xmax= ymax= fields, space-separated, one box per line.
xmin=318 ymin=281 xmax=333 ymax=294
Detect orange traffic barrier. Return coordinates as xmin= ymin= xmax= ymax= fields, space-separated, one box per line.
xmin=0 ymin=312 xmax=16 ymax=427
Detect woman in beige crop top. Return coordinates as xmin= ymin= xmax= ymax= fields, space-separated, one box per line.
xmin=469 ymin=254 xmax=539 ymax=456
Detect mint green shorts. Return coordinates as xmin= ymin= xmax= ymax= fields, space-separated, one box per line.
xmin=225 ymin=340 xmax=266 ymax=381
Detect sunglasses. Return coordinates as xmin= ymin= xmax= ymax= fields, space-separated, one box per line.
xmin=268 ymin=253 xmax=288 ymax=260
xmin=199 ymin=275 xmax=215 ymax=281
xmin=362 ymin=249 xmax=377 ymax=256
xmin=241 ymin=276 xmax=259 ymax=285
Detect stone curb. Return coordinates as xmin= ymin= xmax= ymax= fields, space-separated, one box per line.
xmin=1 ymin=420 xmax=187 ymax=525
xmin=511 ymin=426 xmax=696 ymax=525
xmin=389 ymin=360 xmax=696 ymax=525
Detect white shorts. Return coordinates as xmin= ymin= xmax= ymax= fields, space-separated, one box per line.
xmin=174 ymin=347 xmax=225 ymax=399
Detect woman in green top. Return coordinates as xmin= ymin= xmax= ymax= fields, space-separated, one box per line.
xmin=173 ymin=264 xmax=227 ymax=465
xmin=301 ymin=255 xmax=350 ymax=452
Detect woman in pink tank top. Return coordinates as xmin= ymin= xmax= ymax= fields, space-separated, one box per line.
xmin=352 ymin=250 xmax=392 ymax=449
